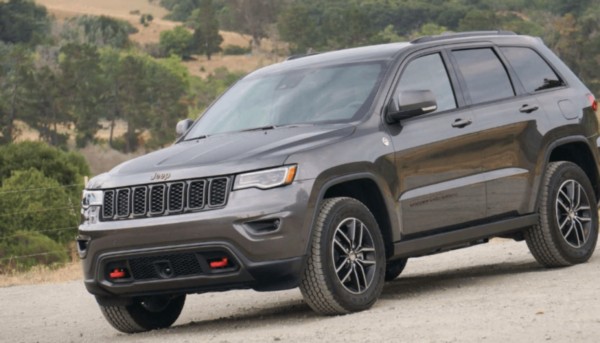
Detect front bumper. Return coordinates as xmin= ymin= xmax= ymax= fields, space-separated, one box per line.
xmin=79 ymin=179 xmax=315 ymax=298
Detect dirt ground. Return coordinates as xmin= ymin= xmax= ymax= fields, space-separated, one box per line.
xmin=1 ymin=238 xmax=599 ymax=343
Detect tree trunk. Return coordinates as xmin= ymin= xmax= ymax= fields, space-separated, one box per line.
xmin=126 ymin=121 xmax=132 ymax=153
xmin=109 ymin=119 xmax=115 ymax=148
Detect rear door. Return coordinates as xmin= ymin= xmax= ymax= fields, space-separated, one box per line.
xmin=449 ymin=46 xmax=549 ymax=218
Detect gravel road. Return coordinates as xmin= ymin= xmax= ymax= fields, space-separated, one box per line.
xmin=1 ymin=239 xmax=599 ymax=343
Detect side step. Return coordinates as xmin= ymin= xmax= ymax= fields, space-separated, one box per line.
xmin=393 ymin=214 xmax=538 ymax=258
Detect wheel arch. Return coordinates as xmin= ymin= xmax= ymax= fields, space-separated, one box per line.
xmin=544 ymin=137 xmax=600 ymax=201
xmin=308 ymin=173 xmax=399 ymax=260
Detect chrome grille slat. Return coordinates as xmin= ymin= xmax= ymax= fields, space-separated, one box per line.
xmin=101 ymin=176 xmax=230 ymax=221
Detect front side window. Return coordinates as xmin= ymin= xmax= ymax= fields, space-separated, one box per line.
xmin=184 ymin=62 xmax=385 ymax=139
xmin=501 ymin=47 xmax=564 ymax=93
xmin=453 ymin=48 xmax=515 ymax=105
xmin=397 ymin=53 xmax=457 ymax=113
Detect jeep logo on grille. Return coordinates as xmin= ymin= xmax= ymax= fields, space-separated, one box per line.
xmin=150 ymin=172 xmax=171 ymax=181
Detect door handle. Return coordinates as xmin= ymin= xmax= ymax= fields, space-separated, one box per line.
xmin=451 ymin=118 xmax=472 ymax=128
xmin=519 ymin=104 xmax=539 ymax=113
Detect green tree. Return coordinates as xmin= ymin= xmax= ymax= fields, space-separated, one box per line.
xmin=189 ymin=0 xmax=223 ymax=60
xmin=59 ymin=43 xmax=104 ymax=147
xmin=223 ymin=0 xmax=280 ymax=48
xmin=98 ymin=48 xmax=125 ymax=149
xmin=278 ymin=1 xmax=377 ymax=53
xmin=278 ymin=2 xmax=327 ymax=53
xmin=118 ymin=54 xmax=152 ymax=152
xmin=161 ymin=0 xmax=202 ymax=21
xmin=146 ymin=56 xmax=189 ymax=148
xmin=0 ymin=43 xmax=33 ymax=144
xmin=0 ymin=0 xmax=50 ymax=44
xmin=459 ymin=9 xmax=503 ymax=31
xmin=0 ymin=169 xmax=79 ymax=244
xmin=62 ymin=15 xmax=137 ymax=49
xmin=27 ymin=66 xmax=69 ymax=148
xmin=160 ymin=26 xmax=194 ymax=59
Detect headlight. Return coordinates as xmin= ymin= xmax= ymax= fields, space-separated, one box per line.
xmin=233 ymin=165 xmax=297 ymax=190
xmin=81 ymin=190 xmax=103 ymax=209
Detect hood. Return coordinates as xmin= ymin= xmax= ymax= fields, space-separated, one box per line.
xmin=88 ymin=124 xmax=355 ymax=189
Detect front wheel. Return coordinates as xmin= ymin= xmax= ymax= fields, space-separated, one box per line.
xmin=300 ymin=197 xmax=386 ymax=315
xmin=98 ymin=294 xmax=186 ymax=333
xmin=525 ymin=162 xmax=599 ymax=267
xmin=385 ymin=258 xmax=408 ymax=281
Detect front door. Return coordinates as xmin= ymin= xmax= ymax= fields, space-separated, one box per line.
xmin=388 ymin=52 xmax=486 ymax=236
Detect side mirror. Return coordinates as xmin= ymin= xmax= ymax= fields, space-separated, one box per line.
xmin=176 ymin=119 xmax=194 ymax=137
xmin=386 ymin=90 xmax=437 ymax=123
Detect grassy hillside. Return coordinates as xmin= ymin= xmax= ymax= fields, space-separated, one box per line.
xmin=36 ymin=0 xmax=285 ymax=77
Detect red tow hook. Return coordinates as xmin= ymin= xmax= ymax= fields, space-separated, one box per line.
xmin=209 ymin=257 xmax=229 ymax=269
xmin=109 ymin=268 xmax=127 ymax=279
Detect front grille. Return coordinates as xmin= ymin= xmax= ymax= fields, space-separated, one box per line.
xmin=100 ymin=176 xmax=231 ymax=221
xmin=129 ymin=253 xmax=202 ymax=280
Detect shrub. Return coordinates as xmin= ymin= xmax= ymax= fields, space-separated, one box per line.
xmin=0 ymin=169 xmax=80 ymax=243
xmin=0 ymin=231 xmax=69 ymax=273
xmin=223 ymin=44 xmax=251 ymax=55
xmin=159 ymin=26 xmax=193 ymax=59
xmin=0 ymin=141 xmax=90 ymax=192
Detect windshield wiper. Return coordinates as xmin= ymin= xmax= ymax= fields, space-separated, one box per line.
xmin=239 ymin=125 xmax=277 ymax=132
xmin=183 ymin=134 xmax=208 ymax=141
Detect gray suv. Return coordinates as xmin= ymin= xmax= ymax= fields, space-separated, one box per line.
xmin=79 ymin=31 xmax=600 ymax=333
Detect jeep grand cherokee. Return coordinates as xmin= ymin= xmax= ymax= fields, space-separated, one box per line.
xmin=78 ymin=31 xmax=600 ymax=333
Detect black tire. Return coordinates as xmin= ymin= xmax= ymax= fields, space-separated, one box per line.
xmin=385 ymin=258 xmax=408 ymax=281
xmin=300 ymin=197 xmax=386 ymax=315
xmin=525 ymin=161 xmax=599 ymax=267
xmin=98 ymin=294 xmax=186 ymax=333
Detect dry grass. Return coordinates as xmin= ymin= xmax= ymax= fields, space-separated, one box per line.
xmin=0 ymin=262 xmax=81 ymax=287
xmin=78 ymin=143 xmax=146 ymax=175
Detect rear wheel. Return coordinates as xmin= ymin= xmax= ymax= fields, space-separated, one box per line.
xmin=525 ymin=162 xmax=599 ymax=267
xmin=98 ymin=294 xmax=186 ymax=333
xmin=300 ymin=197 xmax=386 ymax=315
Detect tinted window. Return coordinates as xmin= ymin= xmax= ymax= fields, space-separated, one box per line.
xmin=501 ymin=47 xmax=564 ymax=93
xmin=453 ymin=48 xmax=514 ymax=105
xmin=397 ymin=53 xmax=456 ymax=112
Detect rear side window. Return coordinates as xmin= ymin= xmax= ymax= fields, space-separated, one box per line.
xmin=501 ymin=47 xmax=564 ymax=93
xmin=397 ymin=53 xmax=457 ymax=113
xmin=453 ymin=48 xmax=515 ymax=105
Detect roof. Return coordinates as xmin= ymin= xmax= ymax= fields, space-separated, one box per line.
xmin=247 ymin=31 xmax=536 ymax=78
xmin=249 ymin=42 xmax=410 ymax=77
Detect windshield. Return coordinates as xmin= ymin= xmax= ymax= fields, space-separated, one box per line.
xmin=184 ymin=62 xmax=385 ymax=139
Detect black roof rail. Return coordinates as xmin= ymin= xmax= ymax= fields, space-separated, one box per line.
xmin=411 ymin=30 xmax=517 ymax=44
xmin=286 ymin=52 xmax=321 ymax=61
